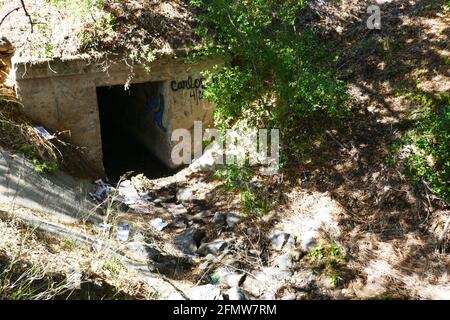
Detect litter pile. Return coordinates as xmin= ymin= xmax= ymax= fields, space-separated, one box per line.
xmin=89 ymin=177 xmax=154 ymax=214
xmin=86 ymin=171 xmax=323 ymax=300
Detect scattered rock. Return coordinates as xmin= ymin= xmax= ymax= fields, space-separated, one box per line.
xmin=241 ymin=276 xmax=265 ymax=298
xmin=189 ymin=284 xmax=223 ymax=300
xmin=213 ymin=212 xmax=226 ymax=225
xmin=242 ymin=266 xmax=292 ymax=298
xmin=191 ymin=211 xmax=215 ymax=224
xmin=290 ymin=269 xmax=317 ymax=291
xmin=197 ymin=240 xmax=228 ymax=256
xmin=225 ymin=287 xmax=250 ymax=300
xmin=220 ymin=272 xmax=246 ymax=288
xmin=163 ymin=203 xmax=188 ymax=215
xmin=220 ymin=256 xmax=240 ymax=268
xmin=151 ymin=218 xmax=169 ymax=231
xmin=177 ymin=188 xmax=194 ymax=203
xmin=273 ymin=254 xmax=292 ymax=271
xmin=204 ymin=254 xmax=217 ymax=262
xmin=153 ymin=193 xmax=175 ymax=205
xmin=299 ymin=231 xmax=318 ymax=252
xmin=226 ymin=212 xmax=243 ymax=228
xmin=289 ymin=249 xmax=304 ymax=261
xmin=262 ymin=266 xmax=292 ymax=280
xmin=125 ymin=242 xmax=160 ymax=261
xmin=269 ymin=230 xmax=296 ymax=251
xmin=172 ymin=216 xmax=188 ymax=229
xmin=175 ymin=227 xmax=205 ymax=254
xmin=281 ymin=292 xmax=297 ymax=300
xmin=245 ymin=227 xmax=257 ymax=236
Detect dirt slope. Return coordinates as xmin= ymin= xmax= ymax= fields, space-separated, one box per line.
xmin=281 ymin=0 xmax=450 ymax=298
xmin=0 ymin=0 xmax=198 ymax=59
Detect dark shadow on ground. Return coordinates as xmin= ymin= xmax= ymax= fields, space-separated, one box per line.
xmin=279 ymin=0 xmax=449 ymax=296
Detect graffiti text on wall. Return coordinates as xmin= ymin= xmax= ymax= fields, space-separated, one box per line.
xmin=171 ymin=76 xmax=205 ymax=105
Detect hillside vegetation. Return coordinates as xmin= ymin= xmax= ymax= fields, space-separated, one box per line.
xmin=0 ymin=0 xmax=449 ymax=300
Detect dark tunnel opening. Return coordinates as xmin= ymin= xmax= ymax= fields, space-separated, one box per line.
xmin=96 ymin=82 xmax=177 ymax=182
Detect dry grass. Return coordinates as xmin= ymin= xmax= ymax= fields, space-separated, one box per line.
xmin=0 ymin=202 xmax=160 ymax=300
xmin=0 ymin=85 xmax=98 ymax=177
xmin=0 ymin=87 xmax=60 ymax=163
xmin=0 ymin=0 xmax=198 ymax=60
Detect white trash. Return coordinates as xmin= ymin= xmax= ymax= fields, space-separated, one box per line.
xmin=117 ymin=223 xmax=130 ymax=241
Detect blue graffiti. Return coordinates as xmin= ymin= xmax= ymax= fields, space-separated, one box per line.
xmin=148 ymin=94 xmax=166 ymax=131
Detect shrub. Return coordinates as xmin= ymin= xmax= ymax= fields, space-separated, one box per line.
xmin=394 ymin=92 xmax=450 ymax=203
xmin=190 ymin=0 xmax=349 ymax=141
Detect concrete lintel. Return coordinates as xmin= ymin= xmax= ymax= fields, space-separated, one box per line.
xmin=12 ymin=49 xmax=194 ymax=81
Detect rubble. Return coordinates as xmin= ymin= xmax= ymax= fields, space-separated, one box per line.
xmin=175 ymin=227 xmax=205 ymax=254
xmin=269 ymin=230 xmax=296 ymax=251
xmin=226 ymin=212 xmax=243 ymax=228
xmin=273 ymin=254 xmax=293 ymax=271
xmin=176 ymin=188 xmax=194 ymax=203
xmin=197 ymin=240 xmax=228 ymax=256
xmin=189 ymin=284 xmax=223 ymax=300
xmin=225 ymin=287 xmax=250 ymax=300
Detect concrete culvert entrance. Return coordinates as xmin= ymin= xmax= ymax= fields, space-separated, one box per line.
xmin=97 ymin=82 xmax=177 ymax=182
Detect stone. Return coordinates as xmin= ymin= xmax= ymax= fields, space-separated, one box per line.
xmin=175 ymin=227 xmax=205 ymax=254
xmin=299 ymin=231 xmax=318 ymax=252
xmin=189 ymin=284 xmax=223 ymax=300
xmin=197 ymin=240 xmax=228 ymax=256
xmin=242 ymin=266 xmax=292 ymax=298
xmin=226 ymin=212 xmax=243 ymax=228
xmin=191 ymin=211 xmax=214 ymax=224
xmin=172 ymin=216 xmax=188 ymax=229
xmin=125 ymin=242 xmax=160 ymax=261
xmin=213 ymin=212 xmax=226 ymax=225
xmin=269 ymin=230 xmax=296 ymax=251
xmin=262 ymin=266 xmax=292 ymax=281
xmin=241 ymin=276 xmax=265 ymax=298
xmin=289 ymin=249 xmax=304 ymax=261
xmin=204 ymin=254 xmax=217 ymax=262
xmin=290 ymin=270 xmax=317 ymax=290
xmin=281 ymin=292 xmax=297 ymax=300
xmin=163 ymin=203 xmax=188 ymax=215
xmin=245 ymin=227 xmax=257 ymax=236
xmin=273 ymin=254 xmax=292 ymax=271
xmin=220 ymin=273 xmax=246 ymax=288
xmin=177 ymin=188 xmax=194 ymax=203
xmin=225 ymin=287 xmax=250 ymax=300
xmin=151 ymin=218 xmax=169 ymax=231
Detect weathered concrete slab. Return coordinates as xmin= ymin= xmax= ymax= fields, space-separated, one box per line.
xmin=0 ymin=147 xmax=99 ymax=224
xmin=13 ymin=55 xmax=222 ymax=172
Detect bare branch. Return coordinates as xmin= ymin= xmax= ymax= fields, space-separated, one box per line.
xmin=0 ymin=7 xmax=21 ymax=28
xmin=19 ymin=0 xmax=34 ymax=33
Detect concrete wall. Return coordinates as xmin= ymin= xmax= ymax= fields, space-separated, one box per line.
xmin=12 ymin=55 xmax=221 ymax=172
